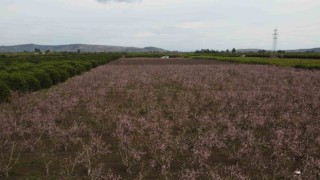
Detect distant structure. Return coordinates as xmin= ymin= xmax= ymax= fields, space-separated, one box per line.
xmin=272 ymin=28 xmax=279 ymax=52
xmin=161 ymin=56 xmax=170 ymax=59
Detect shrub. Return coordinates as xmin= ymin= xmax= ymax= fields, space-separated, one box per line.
xmin=32 ymin=70 xmax=53 ymax=89
xmin=90 ymin=61 xmax=98 ymax=68
xmin=83 ymin=62 xmax=92 ymax=71
xmin=0 ymin=71 xmax=9 ymax=82
xmin=45 ymin=68 xmax=61 ymax=85
xmin=24 ymin=74 xmax=41 ymax=91
xmin=6 ymin=67 xmax=19 ymax=73
xmin=57 ymin=69 xmax=70 ymax=82
xmin=74 ymin=63 xmax=86 ymax=75
xmin=0 ymin=80 xmax=10 ymax=102
xmin=60 ymin=65 xmax=77 ymax=77
xmin=6 ymin=73 xmax=28 ymax=91
xmin=67 ymin=62 xmax=85 ymax=75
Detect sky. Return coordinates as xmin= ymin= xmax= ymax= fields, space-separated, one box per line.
xmin=0 ymin=0 xmax=319 ymax=51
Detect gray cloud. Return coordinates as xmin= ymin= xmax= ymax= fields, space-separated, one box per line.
xmin=1 ymin=0 xmax=319 ymax=51
xmin=96 ymin=0 xmax=139 ymax=3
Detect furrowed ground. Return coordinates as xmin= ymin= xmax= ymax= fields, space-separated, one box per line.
xmin=0 ymin=58 xmax=320 ymax=179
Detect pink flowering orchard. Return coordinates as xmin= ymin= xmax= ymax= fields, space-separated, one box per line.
xmin=0 ymin=58 xmax=319 ymax=179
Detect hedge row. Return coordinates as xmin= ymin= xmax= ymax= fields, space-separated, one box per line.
xmin=191 ymin=56 xmax=320 ymax=70
xmin=0 ymin=55 xmax=120 ymax=102
xmin=187 ymin=52 xmax=320 ymax=59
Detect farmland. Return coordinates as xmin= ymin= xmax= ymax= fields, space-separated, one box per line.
xmin=182 ymin=51 xmax=320 ymax=69
xmin=123 ymin=51 xmax=320 ymax=69
xmin=189 ymin=56 xmax=320 ymax=69
xmin=0 ymin=56 xmax=319 ymax=179
xmin=0 ymin=53 xmax=121 ymax=102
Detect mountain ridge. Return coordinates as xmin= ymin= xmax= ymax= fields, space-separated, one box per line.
xmin=0 ymin=44 xmax=168 ymax=53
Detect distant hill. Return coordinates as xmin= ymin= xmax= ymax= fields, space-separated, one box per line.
xmin=0 ymin=44 xmax=168 ymax=53
xmin=237 ymin=49 xmax=265 ymax=53
xmin=238 ymin=48 xmax=320 ymax=53
xmin=285 ymin=48 xmax=320 ymax=53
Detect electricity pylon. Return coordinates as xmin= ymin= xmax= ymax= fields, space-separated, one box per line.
xmin=272 ymin=28 xmax=278 ymax=52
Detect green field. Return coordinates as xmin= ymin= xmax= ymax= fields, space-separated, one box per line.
xmin=189 ymin=55 xmax=320 ymax=69
xmin=191 ymin=51 xmax=320 ymax=59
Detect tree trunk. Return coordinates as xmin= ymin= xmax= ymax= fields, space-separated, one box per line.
xmin=5 ymin=171 xmax=9 ymax=178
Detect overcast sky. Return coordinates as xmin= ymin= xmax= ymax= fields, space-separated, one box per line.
xmin=0 ymin=0 xmax=319 ymax=51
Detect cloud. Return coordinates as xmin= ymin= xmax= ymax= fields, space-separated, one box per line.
xmin=96 ymin=0 xmax=139 ymax=3
xmin=133 ymin=32 xmax=157 ymax=38
xmin=175 ymin=22 xmax=211 ymax=30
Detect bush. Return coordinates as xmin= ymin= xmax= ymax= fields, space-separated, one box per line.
xmin=6 ymin=67 xmax=19 ymax=73
xmin=83 ymin=62 xmax=92 ymax=71
xmin=74 ymin=63 xmax=87 ymax=75
xmin=0 ymin=71 xmax=9 ymax=82
xmin=57 ymin=69 xmax=70 ymax=82
xmin=0 ymin=80 xmax=10 ymax=102
xmin=60 ymin=65 xmax=77 ymax=77
xmin=6 ymin=73 xmax=28 ymax=91
xmin=45 ymin=68 xmax=61 ymax=85
xmin=24 ymin=74 xmax=41 ymax=91
xmin=32 ymin=70 xmax=53 ymax=89
xmin=67 ymin=62 xmax=85 ymax=75
xmin=90 ymin=61 xmax=98 ymax=68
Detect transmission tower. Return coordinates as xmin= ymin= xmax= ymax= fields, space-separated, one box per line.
xmin=272 ymin=28 xmax=279 ymax=52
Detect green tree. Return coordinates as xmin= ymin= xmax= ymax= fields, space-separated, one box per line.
xmin=34 ymin=48 xmax=41 ymax=53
